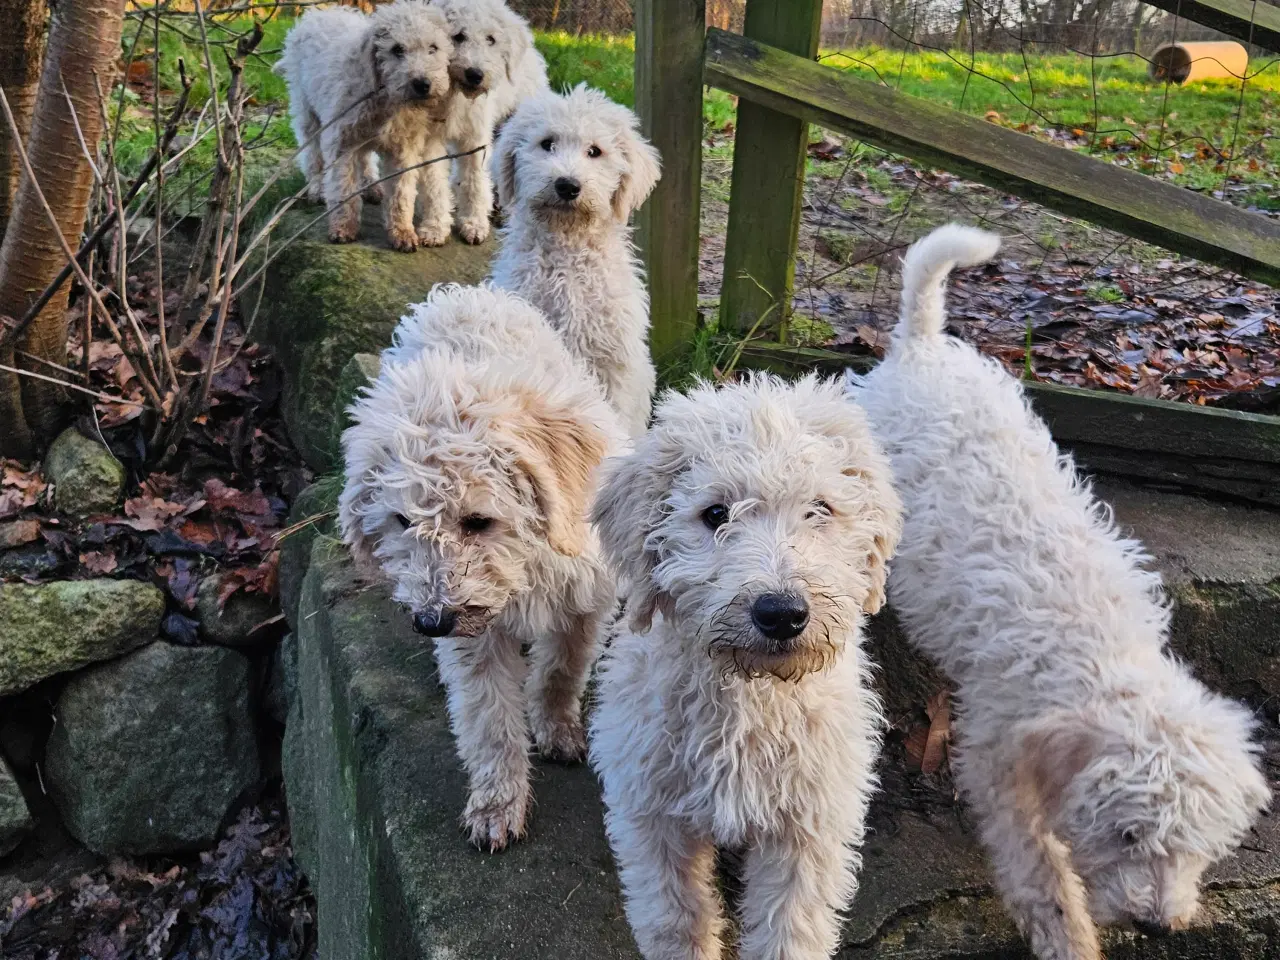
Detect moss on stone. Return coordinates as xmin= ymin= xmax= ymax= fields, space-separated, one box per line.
xmin=44 ymin=428 xmax=125 ymax=517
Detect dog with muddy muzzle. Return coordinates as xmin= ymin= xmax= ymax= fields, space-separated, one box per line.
xmin=589 ymin=374 xmax=901 ymax=960
xmin=339 ymin=284 xmax=625 ymax=850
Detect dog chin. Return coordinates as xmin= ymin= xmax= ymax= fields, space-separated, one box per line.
xmin=452 ymin=605 xmax=495 ymax=638
xmin=533 ymin=199 xmax=596 ymax=228
xmin=712 ymin=638 xmax=837 ymax=682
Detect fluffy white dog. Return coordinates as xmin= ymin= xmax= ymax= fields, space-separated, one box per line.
xmin=589 ymin=374 xmax=901 ymax=960
xmin=418 ymin=0 xmax=549 ymax=246
xmin=491 ymin=85 xmax=661 ymax=437
xmin=339 ymin=284 xmax=626 ymax=850
xmin=850 ymin=224 xmax=1271 ymax=960
xmin=276 ymin=1 xmax=453 ymax=249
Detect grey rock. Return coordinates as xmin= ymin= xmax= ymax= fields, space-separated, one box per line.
xmin=278 ymin=476 xmax=342 ymax=629
xmin=44 ymin=428 xmax=125 ymax=516
xmin=264 ymin=633 xmax=297 ymax=725
xmin=46 ymin=642 xmax=259 ymax=856
xmin=0 ymin=754 xmax=33 ymax=858
xmin=196 ymin=573 xmax=279 ymax=648
xmin=0 ymin=579 xmax=165 ymax=698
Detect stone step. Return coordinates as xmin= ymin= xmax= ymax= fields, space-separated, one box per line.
xmin=284 ymin=475 xmax=1280 ymax=959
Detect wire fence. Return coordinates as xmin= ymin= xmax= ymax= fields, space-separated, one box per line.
xmin=704 ymin=0 xmax=1279 ymax=411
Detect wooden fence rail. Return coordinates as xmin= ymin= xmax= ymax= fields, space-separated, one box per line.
xmin=635 ymin=0 xmax=1280 ymax=505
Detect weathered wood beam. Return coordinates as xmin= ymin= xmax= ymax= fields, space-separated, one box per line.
xmin=739 ymin=341 xmax=1280 ymax=506
xmin=718 ymin=0 xmax=823 ymax=336
xmin=635 ymin=0 xmax=706 ymax=368
xmin=703 ymin=28 xmax=1280 ymax=287
xmin=1141 ymin=0 xmax=1280 ymax=55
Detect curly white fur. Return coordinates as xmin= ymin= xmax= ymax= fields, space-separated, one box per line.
xmin=419 ymin=0 xmax=549 ymax=245
xmin=491 ymin=85 xmax=661 ymax=437
xmin=339 ymin=284 xmax=626 ymax=851
xmin=850 ymin=224 xmax=1271 ymax=960
xmin=589 ymin=374 xmax=901 ymax=960
xmin=275 ymin=1 xmax=453 ymax=250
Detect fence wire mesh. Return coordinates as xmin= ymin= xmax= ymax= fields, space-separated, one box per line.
xmin=713 ymin=0 xmax=1280 ymax=411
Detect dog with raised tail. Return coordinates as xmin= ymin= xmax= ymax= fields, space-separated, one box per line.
xmin=589 ymin=373 xmax=901 ymax=960
xmin=849 ymin=224 xmax=1271 ymax=960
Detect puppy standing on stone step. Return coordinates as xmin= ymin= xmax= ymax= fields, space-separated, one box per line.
xmin=417 ymin=0 xmax=548 ymax=246
xmin=491 ymin=85 xmax=661 ymax=437
xmin=339 ymin=284 xmax=626 ymax=850
xmin=590 ymin=374 xmax=900 ymax=960
xmin=275 ymin=1 xmax=452 ymax=249
xmin=850 ymin=224 xmax=1271 ymax=960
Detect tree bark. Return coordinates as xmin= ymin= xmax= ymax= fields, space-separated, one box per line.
xmin=0 ymin=0 xmax=124 ymax=458
xmin=0 ymin=0 xmax=48 ymax=240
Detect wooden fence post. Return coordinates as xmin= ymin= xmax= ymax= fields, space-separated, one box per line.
xmin=718 ymin=0 xmax=822 ymax=336
xmin=635 ymin=0 xmax=706 ymax=369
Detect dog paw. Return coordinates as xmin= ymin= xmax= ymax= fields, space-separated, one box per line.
xmin=462 ymin=784 xmax=530 ymax=852
xmin=416 ymin=224 xmax=450 ymax=247
xmin=386 ymin=225 xmax=419 ymax=252
xmin=458 ymin=218 xmax=489 ymax=245
xmin=532 ymin=715 xmax=587 ymax=764
xmin=328 ymin=224 xmax=359 ymax=244
xmin=362 ymin=183 xmax=385 ymax=204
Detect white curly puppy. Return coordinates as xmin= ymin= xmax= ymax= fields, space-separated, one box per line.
xmin=339 ymin=284 xmax=626 ymax=850
xmin=276 ymin=1 xmax=453 ymax=250
xmin=589 ymin=374 xmax=901 ymax=960
xmin=491 ymin=85 xmax=661 ymax=437
xmin=850 ymin=224 xmax=1271 ymax=960
xmin=418 ymin=0 xmax=549 ymax=245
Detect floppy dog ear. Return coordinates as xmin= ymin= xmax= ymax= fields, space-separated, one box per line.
xmin=492 ymin=111 xmax=526 ymax=209
xmin=358 ymin=23 xmax=387 ymax=92
xmin=591 ymin=444 xmax=671 ymax=632
xmin=1014 ymin=717 xmax=1103 ymax=824
xmin=847 ymin=460 xmax=900 ymax=615
xmin=500 ymin=394 xmax=610 ymax=558
xmin=503 ymin=15 xmax=532 ymax=85
xmin=339 ymin=413 xmax=388 ymax=570
xmin=611 ymin=121 xmax=661 ymax=223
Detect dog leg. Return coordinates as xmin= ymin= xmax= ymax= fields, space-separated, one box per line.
xmin=526 ymin=610 xmax=600 ymax=763
xmin=415 ymin=133 xmax=453 ymax=247
xmin=361 ymin=150 xmax=383 ymax=204
xmin=453 ymin=140 xmax=492 ymax=245
xmin=434 ymin=627 xmax=532 ymax=851
xmin=321 ymin=133 xmax=362 ymax=244
xmin=381 ymin=143 xmax=421 ymax=253
xmin=608 ymin=814 xmax=724 ymax=960
xmin=738 ymin=826 xmax=853 ymax=960
xmin=982 ymin=803 xmax=1101 ymax=960
xmin=295 ymin=108 xmax=324 ymax=202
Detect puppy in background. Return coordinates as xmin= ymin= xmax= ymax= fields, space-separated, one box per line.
xmin=276 ymin=1 xmax=452 ymax=249
xmin=491 ymin=85 xmax=661 ymax=437
xmin=590 ymin=374 xmax=900 ymax=960
xmin=421 ymin=0 xmax=548 ymax=245
xmin=850 ymin=224 xmax=1270 ymax=960
xmin=340 ymin=284 xmax=625 ymax=850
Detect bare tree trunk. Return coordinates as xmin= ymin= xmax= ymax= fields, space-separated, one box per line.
xmin=0 ymin=0 xmax=125 ymax=458
xmin=0 ymin=0 xmax=47 ymax=240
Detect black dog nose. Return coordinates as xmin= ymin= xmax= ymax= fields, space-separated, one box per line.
xmin=555 ymin=177 xmax=581 ymax=200
xmin=463 ymin=67 xmax=484 ymax=87
xmin=410 ymin=77 xmax=431 ymax=99
xmin=750 ymin=593 xmax=809 ymax=641
xmin=413 ymin=606 xmax=457 ymax=637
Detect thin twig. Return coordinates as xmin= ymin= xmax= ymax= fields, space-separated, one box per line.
xmin=0 ymin=363 xmax=146 ymax=408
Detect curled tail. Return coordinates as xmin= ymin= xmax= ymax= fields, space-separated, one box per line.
xmin=896 ymin=223 xmax=1001 ymax=343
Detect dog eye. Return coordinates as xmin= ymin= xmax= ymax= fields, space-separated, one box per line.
xmin=461 ymin=514 xmax=494 ymax=535
xmin=805 ymin=499 xmax=832 ymax=520
xmin=486 ymin=34 xmax=496 ymax=45
xmin=540 ymin=137 xmax=554 ymax=152
xmin=452 ymin=32 xmax=466 ymax=43
xmin=393 ymin=513 xmax=412 ymax=529
xmin=390 ymin=43 xmax=405 ymax=59
xmin=701 ymin=504 xmax=729 ymax=530
xmin=587 ymin=145 xmax=602 ymax=158
xmin=1122 ymin=827 xmax=1141 ymax=847
xmin=429 ymin=44 xmax=438 ymax=54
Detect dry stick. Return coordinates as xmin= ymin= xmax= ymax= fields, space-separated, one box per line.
xmin=1 ymin=72 xmax=192 ymax=351
xmin=0 ymin=86 xmax=164 ymax=414
xmin=90 ymin=70 xmax=166 ymax=398
xmin=153 ymin=4 xmax=178 ymax=391
xmin=0 ymin=363 xmax=145 ymax=408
